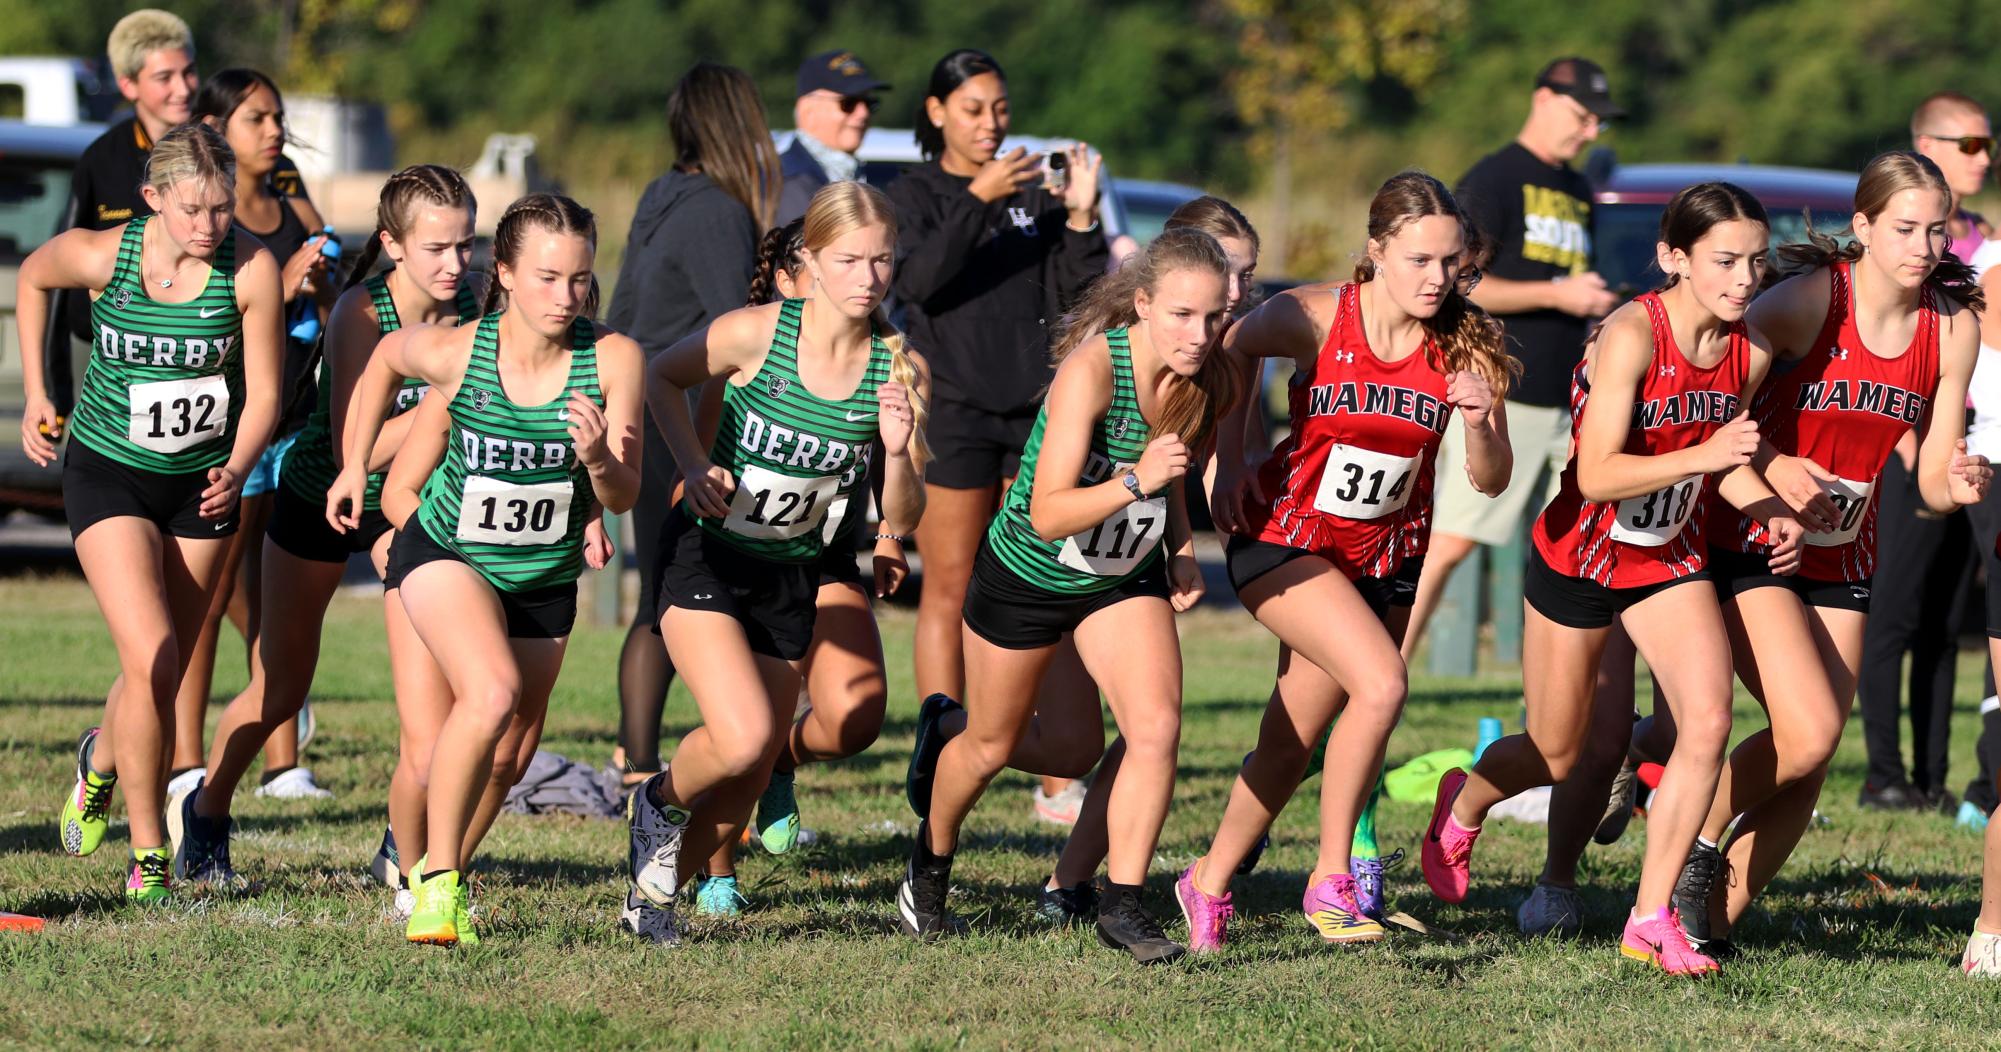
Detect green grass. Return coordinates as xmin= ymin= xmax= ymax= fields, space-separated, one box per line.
xmin=2 ymin=573 xmax=1998 ymax=1049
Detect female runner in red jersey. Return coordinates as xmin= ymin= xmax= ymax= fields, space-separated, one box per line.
xmin=1422 ymin=183 xmax=1784 ymax=976
xmin=1168 ymin=172 xmax=1514 ymax=950
xmin=1672 ymin=153 xmax=1989 ymax=955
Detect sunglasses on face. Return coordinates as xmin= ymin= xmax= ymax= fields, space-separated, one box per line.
xmin=1922 ymin=132 xmax=1996 ymax=156
xmin=834 ymin=94 xmax=878 ymax=114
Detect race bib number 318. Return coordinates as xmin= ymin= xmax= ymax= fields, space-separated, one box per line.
xmin=1609 ymin=476 xmax=1699 ymax=547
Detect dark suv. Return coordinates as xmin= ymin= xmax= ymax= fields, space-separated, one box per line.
xmin=0 ymin=120 xmax=102 ymax=514
xmin=1586 ymin=155 xmax=1859 ymax=296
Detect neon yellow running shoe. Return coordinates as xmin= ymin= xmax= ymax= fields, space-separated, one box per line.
xmin=406 ymin=869 xmax=460 ymax=945
xmin=453 ymin=874 xmax=480 ymax=946
xmin=60 ymin=727 xmax=115 ymax=857
xmin=125 ymin=847 xmax=171 ymax=906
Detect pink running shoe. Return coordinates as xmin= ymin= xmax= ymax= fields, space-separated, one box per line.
xmin=1621 ymin=907 xmax=1720 ymax=976
xmin=1421 ymin=768 xmax=1480 ymax=903
xmin=1175 ymin=863 xmax=1233 ymax=954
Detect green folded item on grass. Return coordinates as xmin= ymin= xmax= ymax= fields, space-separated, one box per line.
xmin=1383 ymin=748 xmax=1475 ymax=803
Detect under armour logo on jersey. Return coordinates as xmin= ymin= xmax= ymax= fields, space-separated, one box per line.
xmin=112 ymin=287 xmax=132 ymax=310
xmin=1333 ymin=350 xmax=1355 ymax=363
xmin=1007 ymin=207 xmax=1038 ymax=237
xmin=768 ymin=376 xmax=791 ymax=398
xmin=1658 ymin=364 xmax=1676 ymax=377
xmin=1831 ymin=346 xmax=1851 ymax=360
xmin=471 ymin=389 xmax=492 ymax=411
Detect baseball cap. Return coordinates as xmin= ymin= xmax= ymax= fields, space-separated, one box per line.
xmin=1535 ymin=57 xmax=1624 ymax=119
xmin=797 ymin=50 xmax=890 ymax=99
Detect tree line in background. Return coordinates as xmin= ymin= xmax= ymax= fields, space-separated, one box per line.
xmin=4 ymin=0 xmax=1999 ymax=273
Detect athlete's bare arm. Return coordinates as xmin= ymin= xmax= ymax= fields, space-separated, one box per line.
xmin=378 ymin=387 xmax=451 ymax=530
xmin=1027 ymin=337 xmax=1132 ymax=542
xmin=1916 ymin=297 xmax=1990 ymax=513
xmin=1573 ymin=303 xmax=1753 ymax=503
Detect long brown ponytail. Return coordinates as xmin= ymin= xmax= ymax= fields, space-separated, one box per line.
xmin=481 ymin=193 xmax=600 ymax=319
xmin=1352 ymin=171 xmax=1516 ymax=399
xmin=1053 ymin=227 xmax=1240 ymax=452
xmin=1774 ymin=150 xmax=1985 ymax=313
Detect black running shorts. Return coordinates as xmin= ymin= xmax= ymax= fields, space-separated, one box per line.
xmin=384 ymin=521 xmax=577 ymax=639
xmin=1524 ymin=546 xmax=1708 ymax=630
xmin=62 ymin=438 xmax=239 ymax=540
xmin=1706 ymin=545 xmax=1872 ymax=614
xmin=653 ymin=508 xmax=818 ymax=661
xmin=960 ymin=539 xmax=1170 ymax=650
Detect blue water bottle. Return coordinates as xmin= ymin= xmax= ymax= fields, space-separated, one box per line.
xmin=1473 ymin=717 xmax=1504 ymax=762
xmin=287 ymin=228 xmax=342 ymax=344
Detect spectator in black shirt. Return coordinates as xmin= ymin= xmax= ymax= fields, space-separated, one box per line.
xmin=888 ymin=48 xmax=1107 ymax=709
xmin=606 ymin=62 xmax=780 ymax=786
xmin=1403 ymin=57 xmax=1622 ymax=660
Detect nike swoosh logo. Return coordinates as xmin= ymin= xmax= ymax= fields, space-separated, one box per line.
xmin=846 ymin=410 xmax=872 ymax=422
xmin=199 ymin=306 xmax=228 ymax=319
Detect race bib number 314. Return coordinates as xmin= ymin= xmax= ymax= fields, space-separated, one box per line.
xmin=1313 ymin=445 xmax=1419 ymax=521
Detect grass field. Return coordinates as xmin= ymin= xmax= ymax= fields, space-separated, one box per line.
xmin=2 ymin=572 xmax=1999 ymax=1050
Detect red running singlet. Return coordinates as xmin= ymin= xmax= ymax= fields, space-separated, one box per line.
xmin=1533 ymin=292 xmax=1752 ymax=588
xmin=1718 ymin=262 xmax=1938 ymax=581
xmin=1244 ymin=282 xmax=1454 ymax=580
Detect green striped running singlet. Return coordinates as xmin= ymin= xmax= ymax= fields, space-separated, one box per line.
xmin=412 ymin=313 xmax=602 ymax=593
xmin=71 ymin=215 xmax=243 ymax=473
xmin=280 ymin=274 xmax=481 ymax=510
xmin=985 ymin=328 xmax=1160 ymax=594
xmin=700 ymin=298 xmax=891 ymax=563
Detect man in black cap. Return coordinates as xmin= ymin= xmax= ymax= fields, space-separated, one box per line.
xmin=778 ymin=49 xmax=889 ymax=224
xmin=1399 ymin=56 xmax=1627 ymax=938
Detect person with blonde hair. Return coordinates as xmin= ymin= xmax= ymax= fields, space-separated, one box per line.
xmin=898 ymin=227 xmax=1232 ymax=964
xmin=26 ymin=122 xmax=284 ymax=904
xmin=624 ymin=181 xmax=927 ymax=944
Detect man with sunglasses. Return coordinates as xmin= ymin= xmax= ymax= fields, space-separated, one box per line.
xmin=1855 ymin=91 xmax=1997 ymax=814
xmin=778 ymin=49 xmax=888 ymax=225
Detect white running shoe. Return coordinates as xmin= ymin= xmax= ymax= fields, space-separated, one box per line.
xmin=166 ymin=767 xmax=206 ymax=801
xmin=1032 ymin=780 xmax=1087 ymax=826
xmin=627 ymin=771 xmax=690 ymax=907
xmin=1964 ymin=927 xmax=2001 ymax=977
xmin=1516 ymin=881 xmax=1583 ymax=938
xmin=393 ymin=887 xmax=415 ymax=919
xmin=256 ymin=767 xmax=334 ymax=800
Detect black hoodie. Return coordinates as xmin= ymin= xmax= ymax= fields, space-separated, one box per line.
xmin=607 ymin=170 xmax=757 ymax=357
xmin=887 ymin=161 xmax=1109 ymax=415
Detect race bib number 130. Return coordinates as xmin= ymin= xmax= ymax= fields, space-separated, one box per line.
xmin=456 ymin=476 xmax=572 ymax=546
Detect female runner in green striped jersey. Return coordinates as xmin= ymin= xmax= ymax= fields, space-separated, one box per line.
xmin=897 ymin=229 xmax=1237 ymax=963
xmin=166 ymin=166 xmax=482 ymax=891
xmin=327 ymin=194 xmax=643 ymax=945
xmin=623 ymin=183 xmax=928 ymax=941
xmin=17 ymin=122 xmax=284 ymax=904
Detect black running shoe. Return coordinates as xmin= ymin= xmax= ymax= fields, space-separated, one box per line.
xmin=1856 ymin=781 xmax=1921 ymax=811
xmin=167 ymin=780 xmax=241 ymax=888
xmin=1096 ymin=886 xmax=1186 ymax=965
xmin=1671 ymin=840 xmax=1724 ymax=948
xmin=897 ymin=823 xmax=954 ymax=940
xmin=906 ymin=694 xmax=962 ymax=820
xmin=1035 ymin=878 xmax=1098 ymax=926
